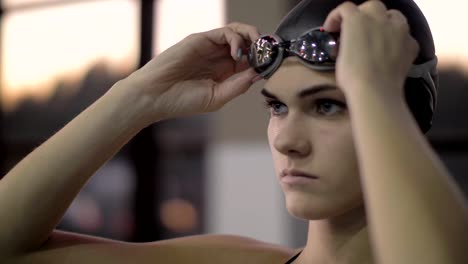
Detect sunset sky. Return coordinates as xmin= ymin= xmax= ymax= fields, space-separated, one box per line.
xmin=1 ymin=0 xmax=140 ymax=111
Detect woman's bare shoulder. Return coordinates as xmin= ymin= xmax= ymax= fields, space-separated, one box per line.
xmin=11 ymin=230 xmax=297 ymax=264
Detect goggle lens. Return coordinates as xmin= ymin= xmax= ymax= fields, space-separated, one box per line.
xmin=247 ymin=36 xmax=280 ymax=73
xmin=288 ymin=30 xmax=338 ymax=64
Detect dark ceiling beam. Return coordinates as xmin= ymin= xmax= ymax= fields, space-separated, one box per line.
xmin=0 ymin=2 xmax=4 ymax=177
xmin=130 ymin=0 xmax=162 ymax=242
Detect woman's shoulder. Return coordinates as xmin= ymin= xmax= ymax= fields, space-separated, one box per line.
xmin=149 ymin=233 xmax=298 ymax=264
xmin=11 ymin=230 xmax=298 ymax=264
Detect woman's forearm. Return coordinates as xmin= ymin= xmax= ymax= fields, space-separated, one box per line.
xmin=0 ymin=80 xmax=148 ymax=258
xmin=347 ymin=84 xmax=468 ymax=264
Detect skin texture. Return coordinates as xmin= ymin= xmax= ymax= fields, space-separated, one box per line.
xmin=266 ymin=63 xmax=362 ymax=221
xmin=0 ymin=1 xmax=466 ymax=264
xmin=264 ymin=58 xmax=373 ymax=263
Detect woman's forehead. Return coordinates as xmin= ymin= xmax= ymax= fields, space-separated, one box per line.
xmin=265 ymin=57 xmax=337 ymax=94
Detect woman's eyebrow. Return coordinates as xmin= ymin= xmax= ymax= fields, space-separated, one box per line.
xmin=298 ymin=84 xmax=338 ymax=98
xmin=261 ymin=84 xmax=338 ymax=99
xmin=261 ymin=88 xmax=278 ymax=99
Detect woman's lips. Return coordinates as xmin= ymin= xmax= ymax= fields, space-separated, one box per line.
xmin=280 ymin=169 xmax=319 ymax=185
xmin=281 ymin=169 xmax=319 ymax=179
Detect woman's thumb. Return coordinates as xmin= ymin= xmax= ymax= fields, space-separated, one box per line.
xmin=213 ymin=68 xmax=260 ymax=107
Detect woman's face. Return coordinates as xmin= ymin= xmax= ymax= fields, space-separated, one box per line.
xmin=264 ymin=57 xmax=363 ymax=220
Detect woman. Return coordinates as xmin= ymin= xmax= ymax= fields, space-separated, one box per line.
xmin=0 ymin=0 xmax=466 ymax=263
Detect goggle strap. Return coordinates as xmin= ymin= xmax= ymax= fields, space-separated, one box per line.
xmin=407 ymin=56 xmax=438 ymax=110
xmin=407 ymin=56 xmax=438 ymax=78
xmin=278 ymin=41 xmax=291 ymax=48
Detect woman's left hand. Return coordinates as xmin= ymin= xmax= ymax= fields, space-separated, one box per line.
xmin=323 ymin=0 xmax=420 ymax=97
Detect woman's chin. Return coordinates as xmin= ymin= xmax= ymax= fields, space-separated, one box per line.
xmin=285 ymin=192 xmax=332 ymax=220
xmin=284 ymin=191 xmax=359 ymax=220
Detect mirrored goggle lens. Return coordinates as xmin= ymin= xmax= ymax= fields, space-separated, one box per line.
xmin=288 ymin=30 xmax=339 ymax=64
xmin=247 ymin=36 xmax=280 ymax=73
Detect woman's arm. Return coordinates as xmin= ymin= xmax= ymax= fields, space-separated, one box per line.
xmin=323 ymin=1 xmax=468 ymax=263
xmin=347 ymin=83 xmax=468 ymax=264
xmin=11 ymin=230 xmax=292 ymax=264
xmin=0 ymin=81 xmax=146 ymax=259
xmin=0 ymin=23 xmax=261 ymax=261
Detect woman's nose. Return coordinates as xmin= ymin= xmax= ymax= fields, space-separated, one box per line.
xmin=272 ymin=120 xmax=311 ymax=157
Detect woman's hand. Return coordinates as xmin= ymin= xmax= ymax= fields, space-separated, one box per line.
xmin=121 ymin=22 xmax=261 ymax=126
xmin=323 ymin=0 xmax=419 ymax=98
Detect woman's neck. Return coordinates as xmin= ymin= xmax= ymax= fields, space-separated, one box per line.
xmin=296 ymin=205 xmax=375 ymax=264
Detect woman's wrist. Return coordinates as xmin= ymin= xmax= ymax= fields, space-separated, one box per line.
xmin=107 ymin=78 xmax=158 ymax=132
xmin=345 ymin=79 xmax=407 ymax=112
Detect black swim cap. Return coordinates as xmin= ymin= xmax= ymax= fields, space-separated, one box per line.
xmin=275 ymin=0 xmax=438 ymax=133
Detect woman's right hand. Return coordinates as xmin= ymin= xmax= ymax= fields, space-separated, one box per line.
xmin=121 ymin=22 xmax=261 ymax=126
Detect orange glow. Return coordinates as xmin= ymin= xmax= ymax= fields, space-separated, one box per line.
xmin=154 ymin=0 xmax=225 ymax=55
xmin=414 ymin=0 xmax=468 ymax=73
xmin=1 ymin=0 xmax=139 ymax=112
xmin=160 ymin=198 xmax=199 ymax=233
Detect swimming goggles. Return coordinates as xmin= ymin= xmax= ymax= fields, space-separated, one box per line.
xmin=247 ymin=27 xmax=339 ymax=78
xmin=247 ymin=27 xmax=438 ymax=109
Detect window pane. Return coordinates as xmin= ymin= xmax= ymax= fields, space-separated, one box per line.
xmin=1 ymin=0 xmax=140 ymax=240
xmin=1 ymin=0 xmax=139 ymax=142
xmin=154 ymin=0 xmax=225 ymax=54
xmin=3 ymin=0 xmax=66 ymax=9
xmin=414 ymin=0 xmax=468 ymax=72
xmin=150 ymin=0 xmax=225 ymax=237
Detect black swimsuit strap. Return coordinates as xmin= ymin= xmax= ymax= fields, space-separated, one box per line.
xmin=284 ymin=250 xmax=302 ymax=264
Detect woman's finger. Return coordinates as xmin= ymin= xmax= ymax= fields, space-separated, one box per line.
xmin=358 ymin=0 xmax=388 ymax=20
xmin=202 ymin=27 xmax=247 ymax=60
xmin=211 ymin=68 xmax=259 ymax=110
xmin=406 ymin=34 xmax=420 ymax=62
xmin=234 ymin=56 xmax=251 ymax=73
xmin=201 ymin=23 xmax=260 ymax=61
xmin=322 ymin=1 xmax=359 ymax=32
xmin=226 ymin=22 xmax=261 ymax=59
xmin=226 ymin=22 xmax=261 ymax=43
xmin=386 ymin=9 xmax=409 ymax=28
xmin=386 ymin=9 xmax=418 ymax=60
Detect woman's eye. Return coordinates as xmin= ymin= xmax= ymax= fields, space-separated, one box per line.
xmin=265 ymin=100 xmax=288 ymax=116
xmin=315 ymin=99 xmax=346 ymax=115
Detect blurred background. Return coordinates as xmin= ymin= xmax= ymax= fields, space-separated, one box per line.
xmin=0 ymin=0 xmax=466 ymax=248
